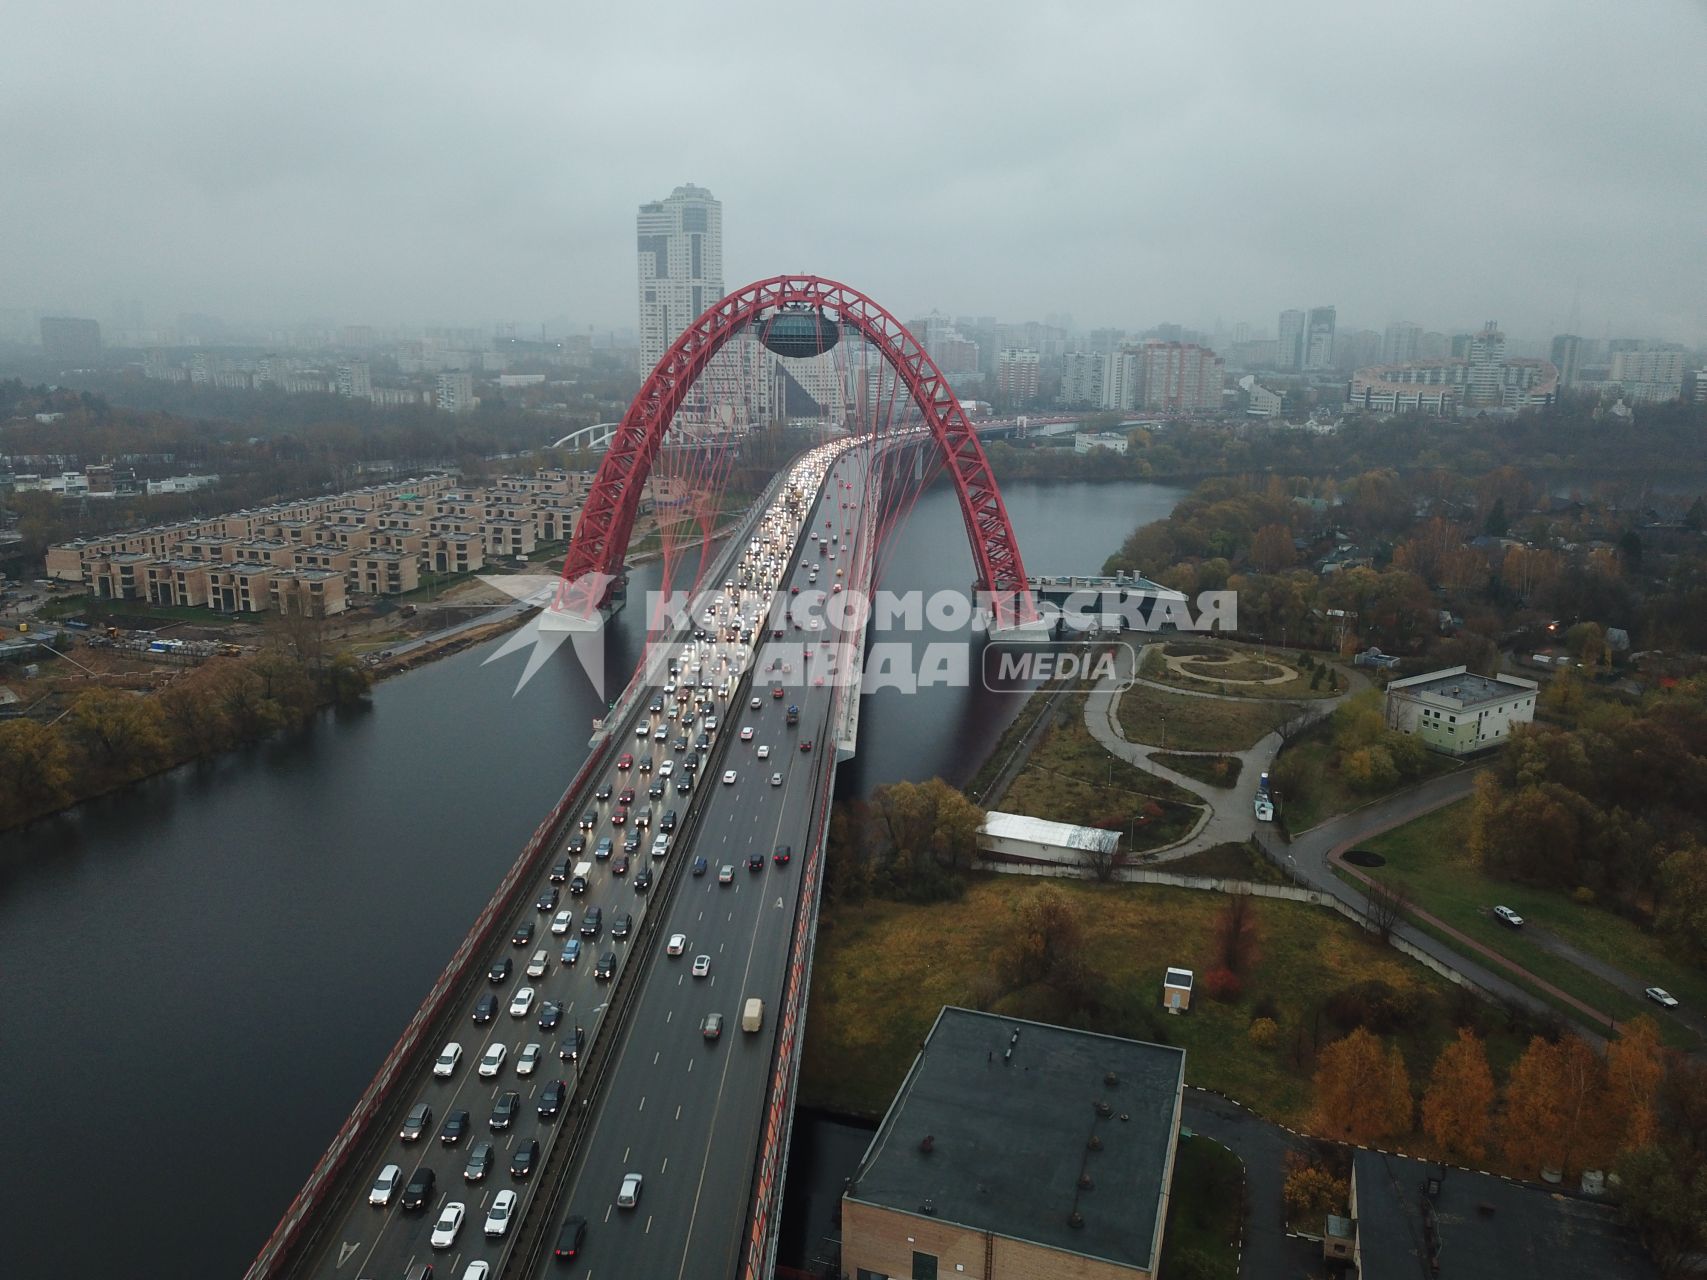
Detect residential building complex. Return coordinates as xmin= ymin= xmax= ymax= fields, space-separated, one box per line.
xmin=843 ymin=1007 xmax=1185 ymax=1280
xmin=1348 ymin=323 xmax=1558 ymax=416
xmin=1137 ymin=341 xmax=1224 ymax=414
xmin=1610 ymin=348 xmax=1688 ymax=402
xmin=996 ymin=348 xmax=1041 ymax=402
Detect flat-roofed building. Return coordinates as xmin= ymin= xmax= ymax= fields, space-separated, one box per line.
xmin=977 ymin=811 xmax=1121 ymax=870
xmin=351 ymin=549 xmax=419 ymax=596
xmin=1384 ymin=665 xmax=1538 ymax=756
xmin=269 ymin=568 xmax=348 ymax=617
xmin=844 ymin=1007 xmax=1186 ymax=1280
xmin=427 ymin=532 xmax=485 ymax=575
xmin=205 ymin=563 xmax=275 ymax=613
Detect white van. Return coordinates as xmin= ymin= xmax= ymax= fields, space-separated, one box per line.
xmin=741 ymin=998 xmax=764 ymax=1033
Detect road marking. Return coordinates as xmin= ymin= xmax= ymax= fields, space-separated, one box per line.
xmin=639 ymin=1095 xmax=646 ymax=1112
xmin=623 ymin=1145 xmax=630 ymax=1161
xmin=336 ymin=1242 xmax=359 ymax=1268
xmin=675 ymin=1104 xmax=682 ymax=1120
xmin=646 ymin=1215 xmax=654 ymax=1234
xmin=653 ymin=1050 xmax=660 ymax=1064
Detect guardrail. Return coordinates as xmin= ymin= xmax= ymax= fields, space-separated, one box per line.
xmin=244 ymin=732 xmax=616 ymax=1280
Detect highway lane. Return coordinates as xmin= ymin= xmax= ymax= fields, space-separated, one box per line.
xmin=293 ymin=446 xmax=850 ymax=1280
xmin=523 ymin=452 xmax=870 ymax=1277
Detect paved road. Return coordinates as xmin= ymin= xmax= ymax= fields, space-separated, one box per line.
xmin=518 ymin=452 xmax=872 ymax=1278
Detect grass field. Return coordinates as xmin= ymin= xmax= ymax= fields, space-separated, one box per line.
xmin=1151 ymin=750 xmax=1243 ymax=790
xmin=1158 ymin=1136 xmax=1243 ymax=1280
xmin=1167 ymin=840 xmax=1289 ymax=884
xmin=1116 ymin=681 xmax=1295 ymax=753
xmin=1356 ymin=802 xmax=1706 ymax=1048
xmin=1141 ymin=640 xmax=1347 ymax=701
xmin=1002 ymin=695 xmax=1203 ymax=852
xmin=1276 ymin=732 xmax=1462 ymax=834
xmin=964 ymin=678 xmax=1065 ymax=800
xmin=799 ymin=874 xmax=1534 ymax=1127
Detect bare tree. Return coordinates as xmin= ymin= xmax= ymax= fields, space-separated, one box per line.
xmin=1362 ymin=878 xmax=1414 ymax=942
xmin=1081 ymin=839 xmax=1122 ymax=883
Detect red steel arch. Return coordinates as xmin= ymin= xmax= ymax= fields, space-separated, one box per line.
xmin=557 ymin=274 xmax=1036 ymax=628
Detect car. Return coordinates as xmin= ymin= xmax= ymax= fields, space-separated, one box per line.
xmin=368 ymin=1162 xmax=402 ymax=1207
xmin=463 ymin=1261 xmax=490 ymax=1280
xmin=648 ymin=779 xmax=665 ymax=799
xmin=538 ymin=999 xmax=563 ymax=1031
xmin=747 ymin=851 xmax=765 ymax=872
xmin=595 ymin=783 xmax=612 ymax=802
xmin=692 ymin=954 xmax=711 ymax=978
xmin=673 ymin=736 xmax=688 ymax=752
xmin=579 ymin=810 xmax=596 ymax=830
xmin=610 ymin=808 xmax=627 ymax=827
xmin=617 ymin=1172 xmax=643 ymax=1208
xmin=478 ymin=1043 xmax=507 ymax=1078
xmin=814 ymin=674 xmax=824 ymax=685
xmin=401 ymin=1165 xmax=436 ymax=1211
xmin=676 ymin=775 xmax=694 ymax=794
xmin=472 ymin=993 xmax=497 ymax=1023
xmin=658 ymin=759 xmax=675 ymax=778
xmin=757 ymin=744 xmax=770 ymax=759
xmin=539 ymin=1078 xmax=567 ymax=1119
xmin=489 ymin=1090 xmax=520 ymax=1131
xmin=554 ymin=1216 xmax=588 ymax=1261
xmin=773 ymin=844 xmax=792 ymax=865
xmin=550 ymin=858 xmax=570 ymax=883
xmin=462 ymin=1140 xmax=493 ymax=1183
xmin=667 ymin=932 xmax=688 ymax=956
xmin=633 ymin=721 xmax=648 ymax=739
xmin=800 ymin=738 xmax=813 ymax=752
xmin=637 ymin=754 xmax=654 ymax=773
xmin=718 ymin=864 xmax=735 ymax=884
xmin=488 ymin=957 xmax=512 ymax=983
xmin=660 ymin=806 xmax=678 ymax=829
xmin=741 ymin=726 xmax=755 ymax=741
xmin=516 ymin=1042 xmax=542 ymax=1076
xmin=772 ymin=684 xmax=785 ymax=698
xmin=430 ymin=1201 xmax=465 ymax=1248
xmin=551 ymin=909 xmax=573 ymax=935
xmin=723 ymin=769 xmax=738 ymax=785
xmin=510 ymin=1137 xmax=540 ymax=1179
xmin=702 ymin=1012 xmax=724 ymax=1040
xmin=433 ymin=1042 xmax=463 ymax=1078
xmin=508 ymin=987 xmax=535 ymax=1017
xmin=683 ymin=751 xmax=700 ymax=772
xmin=580 ymin=906 xmax=602 ymax=937
xmin=440 ymin=1108 xmax=470 ymax=1145
xmin=612 ymin=854 xmax=630 ymax=876
xmin=568 ymin=873 xmax=588 ymax=895
xmin=618 ymin=787 xmax=635 ymax=806
xmin=559 ymin=937 xmax=581 ymax=965
xmin=485 ymin=1188 xmax=518 ymax=1238
xmin=611 ymin=911 xmax=632 ymax=939
xmin=624 ymin=829 xmax=641 ymax=851
xmin=559 ymin=1026 xmax=586 ymax=1062
xmin=1493 ymin=905 xmax=1525 ymax=928
xmin=1647 ymin=987 xmax=1680 ymax=1008
xmin=634 ymin=867 xmax=652 ymax=892
xmin=536 ymin=886 xmax=560 ymax=912
xmin=616 ymin=752 xmax=632 ymax=771
xmin=750 ymin=696 xmax=763 ymax=709
xmin=770 ymin=771 xmax=783 ymax=786
xmin=401 ymin=1101 xmax=433 ymax=1142
xmin=527 ymin=949 xmax=550 ymax=978
xmin=653 ymin=724 xmax=668 ymax=742
xmin=692 ymin=855 xmax=708 ymax=875
xmin=594 ymin=836 xmax=613 ymax=859
xmin=594 ymin=951 xmax=617 ymax=980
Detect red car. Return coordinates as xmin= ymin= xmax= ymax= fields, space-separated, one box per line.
xmin=618 ymin=788 xmax=634 ymax=806
xmin=610 ymin=809 xmax=627 ymax=827
xmin=799 ymin=739 xmax=813 ymax=753
xmin=616 ymin=753 xmax=633 ymax=771
xmin=771 ymin=685 xmax=784 ymax=699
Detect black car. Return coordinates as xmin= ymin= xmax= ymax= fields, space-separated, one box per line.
xmin=473 ymin=994 xmax=498 ymax=1024
xmin=538 ymin=1000 xmax=563 ymax=1031
xmin=747 ymin=851 xmax=765 ymax=872
xmin=559 ymin=1026 xmax=585 ymax=1062
xmin=567 ymin=833 xmax=586 ymax=855
xmin=511 ymin=921 xmax=534 ymax=947
xmin=579 ymin=811 xmax=596 ymax=830
xmin=660 ymin=810 xmax=678 ymax=833
xmin=510 ymin=1137 xmax=540 ymax=1179
xmin=618 ymin=787 xmax=635 ymax=806
xmin=612 ymin=855 xmax=630 ymax=877
xmin=648 ymin=779 xmax=665 ymax=799
xmin=623 ymin=831 xmax=641 ymax=853
xmin=676 ymin=776 xmax=693 ymax=795
xmin=650 ymin=696 xmax=665 ymax=712
xmin=595 ymin=783 xmax=612 ymax=802
xmin=611 ymin=911 xmax=632 ymax=939
xmin=568 ymin=874 xmax=588 ymax=895
xmin=683 ymin=751 xmax=700 ymax=772
xmin=579 ymin=906 xmax=602 ymax=938
xmin=637 ymin=754 xmax=654 ymax=773
xmin=463 ymin=1139 xmax=493 ymax=1182
xmin=594 ymin=951 xmax=616 ymax=980
xmin=696 ymin=732 xmax=711 ymax=750
xmin=672 ymin=736 xmax=688 ymax=753
xmin=539 ymin=1079 xmax=566 ymax=1119
xmin=549 ymin=858 xmax=569 ymax=884
xmin=536 ymin=886 xmax=560 ymax=912
xmin=400 ymin=1166 xmax=436 ymax=1211
xmin=489 ymin=1091 xmax=520 ymax=1131
xmin=773 ymin=844 xmax=792 ymax=866
xmin=440 ymin=1108 xmax=469 ymax=1146
xmin=634 ymin=868 xmax=652 ymax=892
xmin=692 ymin=856 xmax=708 ymax=876
xmin=634 ymin=811 xmax=650 ymax=830
xmin=488 ymin=957 xmax=513 ymax=983
xmin=594 ymin=836 xmax=613 ymax=860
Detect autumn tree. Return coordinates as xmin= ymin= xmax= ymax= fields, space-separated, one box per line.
xmin=1605 ymin=1017 xmax=1667 ymax=1155
xmin=1211 ymin=891 xmax=1261 ymax=974
xmin=1502 ymin=1034 xmax=1613 ymax=1179
xmin=0 ymin=718 xmax=73 ymax=823
xmin=998 ymin=884 xmax=1094 ymax=1005
xmin=1656 ymin=840 xmax=1707 ymax=963
xmin=64 ymin=687 xmax=170 ymax=779
xmin=1249 ymin=523 xmax=1296 ymax=573
xmin=1282 ymin=1153 xmax=1348 ymax=1228
xmin=1313 ymin=1028 xmax=1413 ymax=1144
xmin=1421 ymin=1027 xmax=1495 ymax=1161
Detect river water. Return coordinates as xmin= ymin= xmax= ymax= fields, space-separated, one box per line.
xmin=0 ymin=477 xmax=1181 ymax=1279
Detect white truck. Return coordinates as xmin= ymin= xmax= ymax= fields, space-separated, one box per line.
xmin=568 ymin=860 xmax=594 ymax=894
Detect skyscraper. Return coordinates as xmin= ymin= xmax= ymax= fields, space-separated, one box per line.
xmin=1383 ymin=321 xmax=1421 ymax=365
xmin=1304 ymin=306 xmax=1336 ymax=371
xmin=1277 ymin=310 xmax=1306 ymax=371
xmin=1467 ymin=322 xmax=1507 ymax=406
xmin=1550 ymin=334 xmax=1583 ymax=388
xmin=636 ymin=184 xmax=723 ymax=370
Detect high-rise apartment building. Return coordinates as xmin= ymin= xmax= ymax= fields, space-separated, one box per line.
xmin=1304 ymin=306 xmax=1336 ymax=371
xmin=1277 ymin=309 xmax=1306 ymax=371
xmin=995 ymin=349 xmax=1041 ymax=403
xmin=1550 ymin=334 xmax=1584 ymax=388
xmin=636 ymin=184 xmax=723 ymax=370
xmin=436 ymin=370 xmax=475 ymax=414
xmin=336 ymin=361 xmax=372 ymax=400
xmin=40 ymin=316 xmax=103 ymax=364
xmin=1611 ymin=349 xmax=1687 ymax=402
xmin=1139 ymin=342 xmax=1225 ymax=414
xmin=1467 ymin=323 xmax=1507 ymax=406
xmin=1060 ymin=352 xmax=1107 ymax=407
xmin=1383 ymin=321 xmax=1421 ymax=365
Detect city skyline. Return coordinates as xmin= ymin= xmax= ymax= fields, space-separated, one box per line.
xmin=5 ymin=1 xmax=1707 ymax=347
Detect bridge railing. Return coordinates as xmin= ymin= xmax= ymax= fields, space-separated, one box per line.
xmin=243 ymin=734 xmax=615 ymax=1280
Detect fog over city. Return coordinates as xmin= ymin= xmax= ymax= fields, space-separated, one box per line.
xmin=6 ymin=0 xmax=1706 ymax=344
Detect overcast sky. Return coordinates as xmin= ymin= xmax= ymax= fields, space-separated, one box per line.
xmin=6 ymin=0 xmax=1706 ymax=346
